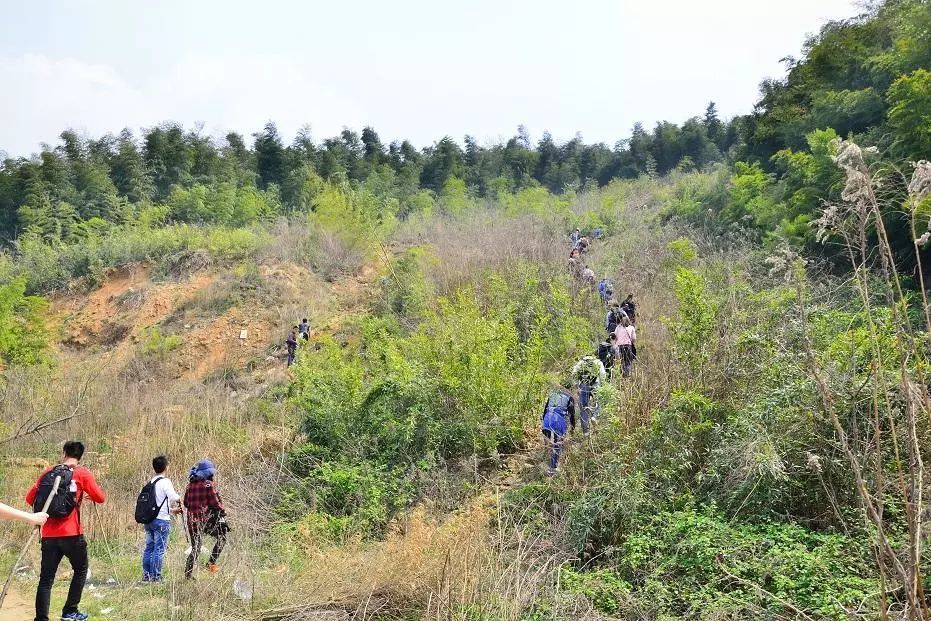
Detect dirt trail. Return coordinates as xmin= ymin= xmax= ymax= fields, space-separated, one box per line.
xmin=0 ymin=588 xmax=32 ymax=621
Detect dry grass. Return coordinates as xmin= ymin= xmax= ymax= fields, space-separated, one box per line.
xmin=393 ymin=209 xmax=567 ymax=297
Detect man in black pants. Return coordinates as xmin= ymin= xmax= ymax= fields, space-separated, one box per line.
xmin=25 ymin=441 xmax=107 ymax=621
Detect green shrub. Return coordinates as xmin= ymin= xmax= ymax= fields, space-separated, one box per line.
xmin=618 ymin=508 xmax=876 ymax=620
xmin=140 ymin=327 xmax=183 ymax=358
xmin=284 ymin=262 xmax=590 ymax=536
xmin=0 ymin=275 xmax=50 ymax=366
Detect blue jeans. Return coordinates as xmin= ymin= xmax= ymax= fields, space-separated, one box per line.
xmin=543 ymin=429 xmax=564 ymax=471
xmin=142 ymin=520 xmax=171 ymax=581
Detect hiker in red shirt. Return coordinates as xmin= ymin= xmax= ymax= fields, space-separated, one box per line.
xmin=25 ymin=441 xmax=106 ymax=621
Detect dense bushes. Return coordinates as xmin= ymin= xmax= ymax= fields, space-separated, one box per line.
xmin=616 ymin=508 xmax=875 ymax=620
xmin=0 ymin=275 xmax=50 ymax=366
xmin=284 ymin=256 xmax=594 ymax=537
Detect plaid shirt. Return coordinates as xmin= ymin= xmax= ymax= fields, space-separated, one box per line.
xmin=183 ymin=479 xmax=224 ymax=528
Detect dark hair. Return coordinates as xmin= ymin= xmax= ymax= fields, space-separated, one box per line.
xmin=302 ymin=318 xmax=308 ymax=323
xmin=626 ymin=293 xmax=633 ymax=299
xmin=609 ymin=333 xmax=617 ymax=341
xmin=153 ymin=455 xmax=169 ymax=474
xmin=63 ymin=441 xmax=85 ymax=460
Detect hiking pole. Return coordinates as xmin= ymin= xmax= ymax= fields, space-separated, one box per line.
xmin=0 ymin=475 xmax=61 ymax=609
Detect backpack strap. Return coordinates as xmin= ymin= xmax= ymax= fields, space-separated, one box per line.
xmin=151 ymin=476 xmax=168 ymax=509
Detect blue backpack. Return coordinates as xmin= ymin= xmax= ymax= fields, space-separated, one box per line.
xmin=542 ymin=391 xmax=571 ymax=436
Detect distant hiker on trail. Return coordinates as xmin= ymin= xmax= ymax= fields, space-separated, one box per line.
xmin=0 ymin=503 xmax=47 ymax=526
xmin=570 ymin=228 xmax=581 ymax=245
xmin=605 ymin=301 xmax=628 ymax=334
xmin=597 ymin=333 xmax=619 ymax=379
xmin=614 ymin=317 xmax=636 ymax=377
xmin=581 ymin=265 xmax=596 ymax=288
xmin=597 ymin=278 xmax=613 ymax=304
xmin=183 ymin=459 xmax=228 ymax=579
xmin=577 ymin=237 xmax=590 ymax=254
xmin=298 ymin=318 xmax=311 ymax=341
xmin=541 ymin=382 xmax=576 ymax=475
xmin=137 ymin=455 xmax=181 ymax=583
xmin=568 ymin=253 xmax=582 ymax=279
xmin=286 ymin=326 xmax=298 ymax=366
xmin=621 ymin=294 xmax=636 ymax=324
xmin=571 ymin=355 xmax=607 ymax=435
xmin=26 ymin=440 xmax=106 ymax=621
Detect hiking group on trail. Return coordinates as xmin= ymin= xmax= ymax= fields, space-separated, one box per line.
xmin=542 ymin=228 xmax=640 ymax=475
xmin=286 ymin=317 xmax=313 ymax=367
xmin=0 ymin=442 xmax=232 ymax=621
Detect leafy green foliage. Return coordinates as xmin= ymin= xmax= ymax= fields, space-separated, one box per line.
xmin=140 ymin=326 xmax=183 ymax=358
xmin=618 ymin=509 xmax=876 ymax=620
xmin=285 ymin=258 xmax=592 ymax=536
xmin=0 ymin=275 xmax=50 ymax=366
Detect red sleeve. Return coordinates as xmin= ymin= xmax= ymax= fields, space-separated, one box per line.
xmin=78 ymin=469 xmax=106 ymax=504
xmin=25 ymin=474 xmax=42 ymax=506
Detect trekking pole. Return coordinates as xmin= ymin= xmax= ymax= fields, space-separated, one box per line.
xmin=0 ymin=475 xmax=61 ymax=610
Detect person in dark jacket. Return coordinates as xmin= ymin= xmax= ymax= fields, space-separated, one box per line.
xmin=540 ymin=383 xmax=576 ymax=475
xmin=183 ymin=459 xmax=227 ymax=578
xmin=597 ymin=333 xmax=619 ymax=379
xmin=298 ymin=318 xmax=311 ymax=340
xmin=605 ymin=302 xmax=628 ymax=334
xmin=286 ymin=326 xmax=298 ymax=366
xmin=621 ymin=294 xmax=636 ymax=324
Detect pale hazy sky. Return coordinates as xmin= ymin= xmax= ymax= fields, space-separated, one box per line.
xmin=0 ymin=0 xmax=861 ymax=157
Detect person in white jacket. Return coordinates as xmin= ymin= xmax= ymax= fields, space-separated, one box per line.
xmin=141 ymin=455 xmax=181 ymax=583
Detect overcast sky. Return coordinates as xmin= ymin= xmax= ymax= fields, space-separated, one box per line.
xmin=0 ymin=0 xmax=861 ymax=157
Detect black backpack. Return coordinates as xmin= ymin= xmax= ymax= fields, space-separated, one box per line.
xmin=134 ymin=477 xmax=167 ymax=525
xmin=607 ymin=309 xmax=622 ymax=333
xmin=32 ymin=465 xmax=77 ymax=518
xmin=597 ymin=342 xmax=613 ymax=366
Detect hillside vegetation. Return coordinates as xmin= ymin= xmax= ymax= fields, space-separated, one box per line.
xmin=2 ymin=1 xmax=931 ymax=620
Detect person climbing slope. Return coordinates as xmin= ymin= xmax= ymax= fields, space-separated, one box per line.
xmin=597 ymin=278 xmax=613 ymax=304
xmin=614 ymin=316 xmax=636 ymax=377
xmin=605 ymin=301 xmax=627 ymax=334
xmin=26 ymin=440 xmax=106 ymax=621
xmin=597 ymin=333 xmax=619 ymax=379
xmin=571 ymin=355 xmax=607 ymax=435
xmin=183 ymin=459 xmax=228 ymax=579
xmin=621 ymin=293 xmax=637 ymax=324
xmin=298 ymin=317 xmax=311 ymax=341
xmin=540 ymin=382 xmax=576 ymax=475
xmin=286 ymin=326 xmax=298 ymax=367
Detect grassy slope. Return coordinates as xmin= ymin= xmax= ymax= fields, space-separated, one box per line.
xmin=1 ymin=175 xmax=835 ymax=621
